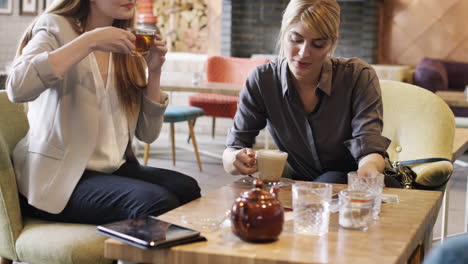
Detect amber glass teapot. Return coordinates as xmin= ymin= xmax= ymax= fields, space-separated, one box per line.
xmin=230 ymin=180 xmax=284 ymax=242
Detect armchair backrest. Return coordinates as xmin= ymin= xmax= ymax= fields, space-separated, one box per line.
xmin=0 ymin=91 xmax=28 ymax=259
xmin=443 ymin=60 xmax=468 ymax=91
xmin=205 ymin=56 xmax=269 ymax=85
xmin=380 ymin=80 xmax=455 ymax=162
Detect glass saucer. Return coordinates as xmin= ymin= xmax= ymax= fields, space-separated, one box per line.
xmin=239 ymin=176 xmax=294 ymax=188
xmin=239 ymin=175 xmax=257 ymax=185
xmin=263 ymin=178 xmax=294 ymax=188
xmin=180 ymin=211 xmax=230 ymax=233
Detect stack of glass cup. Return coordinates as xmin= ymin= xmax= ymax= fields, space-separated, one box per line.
xmin=347 ymin=172 xmax=384 ymax=220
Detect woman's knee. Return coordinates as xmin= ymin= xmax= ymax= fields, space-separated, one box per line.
xmin=129 ymin=188 xmax=181 ymax=217
xmin=178 ymin=175 xmax=202 ymax=201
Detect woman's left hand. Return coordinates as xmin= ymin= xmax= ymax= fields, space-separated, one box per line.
xmin=357 ymin=163 xmax=381 ymax=178
xmin=357 ymin=153 xmax=385 ymax=178
xmin=144 ymin=34 xmax=168 ymax=73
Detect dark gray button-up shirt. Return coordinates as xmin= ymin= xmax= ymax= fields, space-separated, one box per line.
xmin=226 ymin=57 xmax=391 ymax=180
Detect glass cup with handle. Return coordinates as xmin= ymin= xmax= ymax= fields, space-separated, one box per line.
xmin=256 ymin=149 xmax=288 ymax=182
xmin=127 ymin=27 xmax=158 ymax=56
xmin=347 ymin=171 xmax=384 ymax=220
xmin=240 ymin=149 xmax=288 ymax=185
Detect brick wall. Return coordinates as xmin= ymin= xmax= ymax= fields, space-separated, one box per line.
xmin=222 ymin=0 xmax=379 ymax=63
xmin=222 ymin=0 xmax=289 ymax=57
xmin=335 ymin=0 xmax=379 ymax=63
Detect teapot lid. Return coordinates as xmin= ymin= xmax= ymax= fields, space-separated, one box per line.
xmin=241 ymin=180 xmax=276 ymax=201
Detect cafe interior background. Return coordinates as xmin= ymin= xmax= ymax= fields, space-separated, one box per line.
xmin=1 ymin=0 xmax=468 ymax=255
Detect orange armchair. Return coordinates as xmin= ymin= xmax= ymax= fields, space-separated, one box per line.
xmin=188 ymin=56 xmax=269 ymax=138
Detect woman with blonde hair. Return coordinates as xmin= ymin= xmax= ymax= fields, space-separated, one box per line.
xmin=6 ymin=0 xmax=201 ymax=224
xmin=223 ymin=0 xmax=399 ymax=186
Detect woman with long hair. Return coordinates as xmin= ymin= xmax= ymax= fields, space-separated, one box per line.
xmin=6 ymin=0 xmax=201 ymax=225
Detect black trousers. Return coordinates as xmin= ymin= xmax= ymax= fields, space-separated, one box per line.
xmin=20 ymin=162 xmax=201 ymax=225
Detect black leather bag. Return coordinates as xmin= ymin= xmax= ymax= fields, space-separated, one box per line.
xmin=383 ymin=158 xmax=452 ymax=189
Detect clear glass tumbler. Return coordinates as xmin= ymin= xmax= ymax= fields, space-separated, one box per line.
xmin=347 ymin=172 xmax=384 ymax=220
xmin=292 ymin=182 xmax=332 ymax=236
xmin=338 ymin=189 xmax=375 ymax=230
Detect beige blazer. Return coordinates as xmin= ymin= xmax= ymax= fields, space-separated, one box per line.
xmin=6 ymin=14 xmax=168 ymax=214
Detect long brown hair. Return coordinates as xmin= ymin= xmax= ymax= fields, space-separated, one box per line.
xmin=17 ymin=0 xmax=146 ymax=114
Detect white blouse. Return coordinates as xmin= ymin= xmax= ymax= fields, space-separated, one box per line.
xmin=86 ymin=53 xmax=129 ymax=173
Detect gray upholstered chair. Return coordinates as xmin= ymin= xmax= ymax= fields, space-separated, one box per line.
xmin=0 ymin=91 xmax=112 ymax=264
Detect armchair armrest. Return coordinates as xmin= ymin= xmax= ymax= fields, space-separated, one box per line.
xmin=412 ymin=160 xmax=453 ymax=187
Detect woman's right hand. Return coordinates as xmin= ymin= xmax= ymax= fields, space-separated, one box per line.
xmin=84 ymin=27 xmax=136 ymax=54
xmin=233 ymin=148 xmax=258 ymax=175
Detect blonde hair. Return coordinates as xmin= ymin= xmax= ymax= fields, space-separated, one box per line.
xmin=17 ymin=0 xmax=146 ymax=114
xmin=278 ymin=0 xmax=340 ymax=57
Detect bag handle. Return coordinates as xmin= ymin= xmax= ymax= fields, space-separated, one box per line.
xmin=393 ymin=158 xmax=451 ymax=167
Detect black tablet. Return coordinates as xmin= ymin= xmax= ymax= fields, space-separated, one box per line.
xmin=97 ymin=216 xmax=204 ymax=249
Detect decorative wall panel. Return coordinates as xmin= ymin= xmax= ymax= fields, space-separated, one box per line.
xmin=380 ymin=0 xmax=468 ymax=66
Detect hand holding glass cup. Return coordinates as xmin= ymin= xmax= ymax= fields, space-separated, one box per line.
xmin=127 ymin=27 xmax=159 ymax=56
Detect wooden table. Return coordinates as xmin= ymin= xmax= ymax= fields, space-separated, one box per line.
xmin=453 ymin=128 xmax=468 ymax=160
xmin=435 ymin=91 xmax=468 ymax=108
xmin=160 ymin=78 xmax=242 ymax=96
xmin=104 ymin=181 xmax=443 ymax=264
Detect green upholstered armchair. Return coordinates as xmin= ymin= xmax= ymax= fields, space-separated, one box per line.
xmin=0 ymin=91 xmax=112 ymax=264
xmin=380 ymin=80 xmax=455 ymax=240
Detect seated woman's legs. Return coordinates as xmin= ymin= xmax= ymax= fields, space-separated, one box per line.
xmin=113 ymin=162 xmax=201 ymax=205
xmin=21 ymin=163 xmax=201 ymax=225
xmin=314 ymin=171 xmax=348 ymax=184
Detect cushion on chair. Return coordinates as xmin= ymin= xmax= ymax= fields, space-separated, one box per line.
xmin=188 ymin=93 xmax=238 ymax=118
xmin=443 ymin=60 xmax=468 ymax=91
xmin=205 ymin=56 xmax=269 ymax=85
xmin=188 ymin=56 xmax=269 ymax=121
xmin=413 ymin=58 xmax=449 ymax=92
xmin=163 ymin=105 xmax=205 ymax=123
xmin=15 ymin=218 xmax=111 ymax=264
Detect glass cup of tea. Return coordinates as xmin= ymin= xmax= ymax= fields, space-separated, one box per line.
xmin=127 ymin=27 xmax=158 ymax=56
xmin=240 ymin=149 xmax=288 ymax=186
xmin=256 ymin=149 xmax=288 ymax=182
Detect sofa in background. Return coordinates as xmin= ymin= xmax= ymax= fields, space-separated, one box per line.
xmin=413 ymin=57 xmax=468 ymax=117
